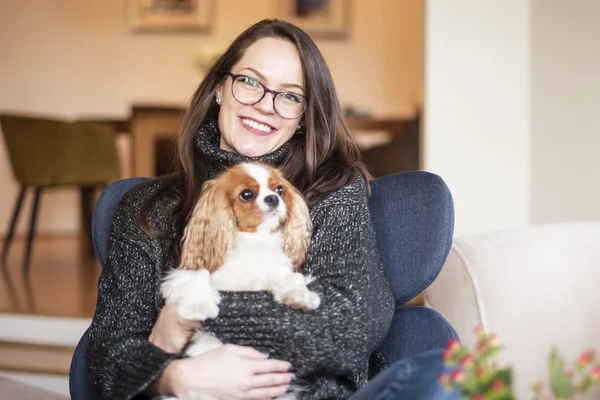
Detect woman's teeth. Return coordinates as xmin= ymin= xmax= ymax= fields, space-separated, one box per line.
xmin=242 ymin=118 xmax=273 ymax=133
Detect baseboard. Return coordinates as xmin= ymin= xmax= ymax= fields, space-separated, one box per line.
xmin=0 ymin=314 xmax=90 ymax=347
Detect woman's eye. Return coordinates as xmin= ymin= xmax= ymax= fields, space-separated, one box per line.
xmin=240 ymin=77 xmax=258 ymax=87
xmin=239 ymin=189 xmax=254 ymax=202
xmin=283 ymin=93 xmax=301 ymax=103
xmin=275 ymin=186 xmax=284 ymax=195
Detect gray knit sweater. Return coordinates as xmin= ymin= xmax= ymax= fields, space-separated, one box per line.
xmin=87 ymin=121 xmax=395 ymax=400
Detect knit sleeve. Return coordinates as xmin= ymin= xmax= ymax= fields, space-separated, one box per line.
xmin=86 ymin=192 xmax=181 ymax=400
xmin=202 ymin=180 xmax=395 ymax=376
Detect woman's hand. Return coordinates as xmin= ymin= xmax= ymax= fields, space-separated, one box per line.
xmin=157 ymin=344 xmax=295 ymax=400
xmin=149 ymin=303 xmax=200 ymax=353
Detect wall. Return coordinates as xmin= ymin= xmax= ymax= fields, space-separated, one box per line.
xmin=530 ymin=0 xmax=600 ymax=224
xmin=424 ymin=0 xmax=532 ymax=237
xmin=0 ymin=0 xmax=424 ymax=236
xmin=425 ymin=0 xmax=600 ymax=237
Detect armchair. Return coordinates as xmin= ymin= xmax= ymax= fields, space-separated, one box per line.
xmin=69 ymin=171 xmax=458 ymax=399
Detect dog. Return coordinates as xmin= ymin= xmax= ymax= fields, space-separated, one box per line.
xmin=160 ymin=162 xmax=320 ymax=400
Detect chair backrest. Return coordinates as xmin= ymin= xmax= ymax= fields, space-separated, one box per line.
xmin=368 ymin=171 xmax=454 ymax=304
xmin=0 ymin=113 xmax=121 ymax=187
xmin=93 ymin=171 xmax=454 ymax=304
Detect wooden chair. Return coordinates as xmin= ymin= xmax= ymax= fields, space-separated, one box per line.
xmin=0 ymin=113 xmax=121 ymax=274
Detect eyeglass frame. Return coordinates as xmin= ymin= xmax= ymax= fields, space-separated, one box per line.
xmin=224 ymin=72 xmax=306 ymax=120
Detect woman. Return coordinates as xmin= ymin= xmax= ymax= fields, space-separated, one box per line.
xmin=86 ymin=19 xmax=460 ymax=400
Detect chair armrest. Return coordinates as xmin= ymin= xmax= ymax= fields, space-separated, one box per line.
xmin=378 ymin=306 xmax=458 ymax=364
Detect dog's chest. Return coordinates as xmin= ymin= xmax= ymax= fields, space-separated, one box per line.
xmin=210 ymin=231 xmax=293 ymax=291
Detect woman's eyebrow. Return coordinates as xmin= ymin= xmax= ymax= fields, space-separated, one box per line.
xmin=240 ymin=67 xmax=304 ymax=93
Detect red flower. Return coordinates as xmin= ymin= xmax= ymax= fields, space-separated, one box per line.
xmin=446 ymin=338 xmax=461 ymax=353
xmin=451 ymin=369 xmax=466 ymax=383
xmin=490 ymin=379 xmax=505 ymax=392
xmin=590 ymin=365 xmax=600 ymax=382
xmin=460 ymin=354 xmax=475 ymax=368
xmin=577 ymin=350 xmax=597 ymax=367
xmin=472 ymin=395 xmax=486 ymax=400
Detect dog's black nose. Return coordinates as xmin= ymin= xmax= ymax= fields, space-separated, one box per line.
xmin=264 ymin=195 xmax=279 ymax=208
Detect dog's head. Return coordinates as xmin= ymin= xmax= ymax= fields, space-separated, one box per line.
xmin=178 ymin=162 xmax=312 ymax=272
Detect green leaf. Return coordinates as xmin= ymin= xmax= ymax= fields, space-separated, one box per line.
xmin=493 ymin=368 xmax=513 ymax=387
xmin=549 ymin=348 xmax=575 ymax=398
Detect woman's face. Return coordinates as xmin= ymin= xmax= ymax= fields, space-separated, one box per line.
xmin=215 ymin=37 xmax=304 ymax=157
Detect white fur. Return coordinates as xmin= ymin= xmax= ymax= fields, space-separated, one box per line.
xmin=161 ymin=163 xmax=319 ymax=400
xmin=161 ymin=269 xmax=221 ymax=321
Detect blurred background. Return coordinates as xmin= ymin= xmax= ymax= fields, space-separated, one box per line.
xmin=0 ymin=0 xmax=598 ymax=398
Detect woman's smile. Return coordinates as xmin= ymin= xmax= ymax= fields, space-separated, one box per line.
xmin=239 ymin=116 xmax=278 ymax=137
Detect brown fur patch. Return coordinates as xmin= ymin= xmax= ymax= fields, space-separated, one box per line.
xmin=266 ymin=167 xmax=314 ymax=271
xmin=226 ymin=165 xmax=263 ymax=233
xmin=179 ymin=178 xmax=235 ymax=272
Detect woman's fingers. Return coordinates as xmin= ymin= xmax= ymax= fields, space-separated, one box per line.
xmin=250 ymin=359 xmax=293 ymax=374
xmin=242 ymin=384 xmax=290 ymax=399
xmin=251 ymin=372 xmax=295 ymax=389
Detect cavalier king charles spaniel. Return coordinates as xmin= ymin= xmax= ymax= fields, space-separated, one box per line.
xmin=160 ymin=162 xmax=319 ymax=400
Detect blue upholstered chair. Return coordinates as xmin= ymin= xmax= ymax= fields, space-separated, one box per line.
xmin=69 ymin=171 xmax=458 ymax=399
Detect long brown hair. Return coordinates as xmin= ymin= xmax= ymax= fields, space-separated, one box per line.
xmin=141 ymin=19 xmax=370 ymax=244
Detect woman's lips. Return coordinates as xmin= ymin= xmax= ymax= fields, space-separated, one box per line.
xmin=239 ymin=117 xmax=277 ymax=137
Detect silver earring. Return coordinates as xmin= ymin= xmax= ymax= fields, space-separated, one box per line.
xmin=296 ymin=125 xmax=301 ymax=131
xmin=216 ymin=97 xmax=221 ymax=105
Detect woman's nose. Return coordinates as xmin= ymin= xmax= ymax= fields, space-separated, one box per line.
xmin=254 ymin=92 xmax=276 ymax=114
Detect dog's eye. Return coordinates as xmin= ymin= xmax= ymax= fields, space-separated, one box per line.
xmin=239 ymin=189 xmax=254 ymax=202
xmin=275 ymin=185 xmax=284 ymax=195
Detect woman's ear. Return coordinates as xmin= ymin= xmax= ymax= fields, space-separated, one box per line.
xmin=215 ymin=84 xmax=223 ymax=103
xmin=178 ymin=179 xmax=235 ymax=273
xmin=283 ymin=186 xmax=312 ymax=271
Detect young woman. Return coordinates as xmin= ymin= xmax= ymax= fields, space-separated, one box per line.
xmin=86 ymin=19 xmax=461 ymax=400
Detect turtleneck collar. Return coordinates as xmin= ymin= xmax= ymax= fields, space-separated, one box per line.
xmin=194 ymin=119 xmax=293 ymax=178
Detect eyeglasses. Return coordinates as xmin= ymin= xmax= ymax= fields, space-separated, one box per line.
xmin=225 ymin=72 xmax=306 ymax=120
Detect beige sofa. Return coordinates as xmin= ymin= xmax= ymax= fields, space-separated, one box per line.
xmin=426 ymin=222 xmax=600 ymax=399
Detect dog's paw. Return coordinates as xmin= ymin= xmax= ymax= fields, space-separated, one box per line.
xmin=277 ymin=288 xmax=321 ymax=311
xmin=177 ymin=300 xmax=220 ymax=321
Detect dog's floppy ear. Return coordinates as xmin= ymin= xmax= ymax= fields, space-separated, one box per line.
xmin=179 ymin=179 xmax=235 ymax=272
xmin=283 ymin=185 xmax=312 ymax=271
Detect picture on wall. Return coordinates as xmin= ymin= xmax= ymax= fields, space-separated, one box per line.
xmin=127 ymin=0 xmax=213 ymax=32
xmin=278 ymin=0 xmax=350 ymax=39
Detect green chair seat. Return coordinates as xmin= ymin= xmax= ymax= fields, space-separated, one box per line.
xmin=0 ymin=113 xmax=121 ymax=273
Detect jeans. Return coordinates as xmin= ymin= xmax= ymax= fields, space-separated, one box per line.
xmin=350 ymin=348 xmax=461 ymax=400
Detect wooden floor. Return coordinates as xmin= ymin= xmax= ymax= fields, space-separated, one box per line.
xmin=0 ymin=236 xmax=101 ymax=318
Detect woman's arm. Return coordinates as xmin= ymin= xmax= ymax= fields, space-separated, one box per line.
xmin=202 ymin=180 xmax=396 ymax=375
xmin=86 ymin=232 xmax=181 ymax=399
